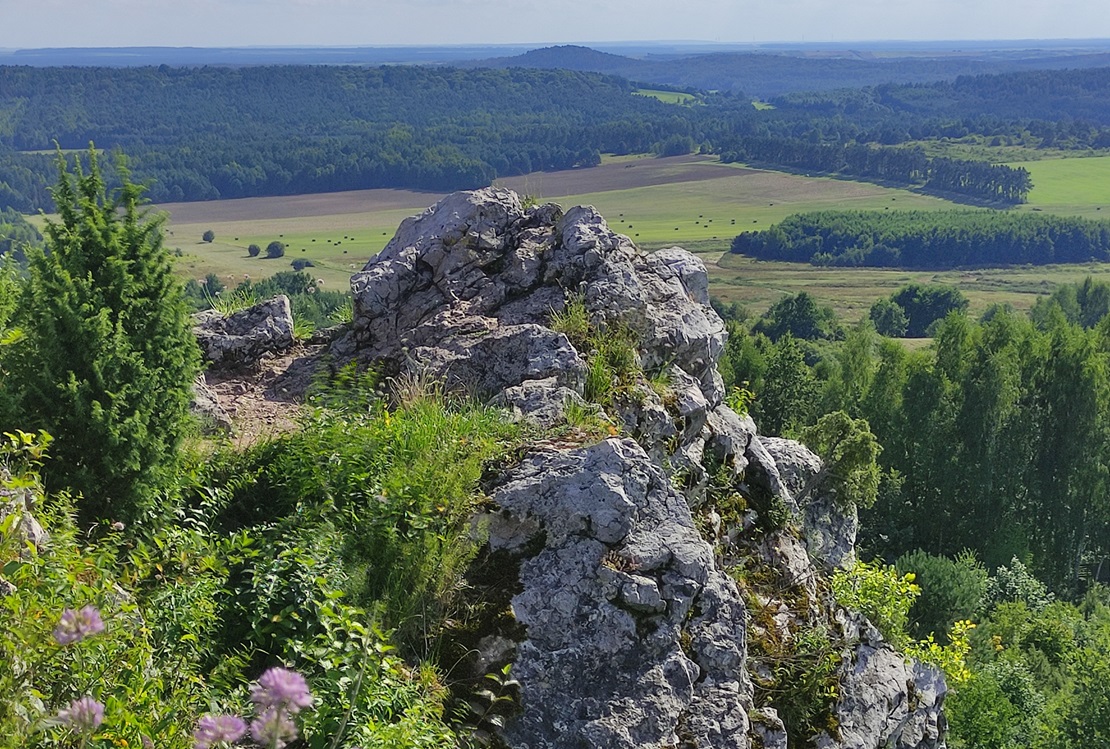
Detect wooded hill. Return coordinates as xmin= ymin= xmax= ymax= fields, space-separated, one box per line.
xmin=464 ymin=44 xmax=1110 ymax=98
xmin=0 ymin=65 xmax=750 ymax=211
xmin=5 ymin=62 xmax=1110 ymax=214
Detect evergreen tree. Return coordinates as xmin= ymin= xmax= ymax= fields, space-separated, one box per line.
xmin=7 ymin=149 xmax=199 ymax=524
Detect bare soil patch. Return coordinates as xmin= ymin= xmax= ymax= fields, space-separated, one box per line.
xmin=204 ymin=342 xmax=327 ymax=448
xmin=495 ymin=155 xmax=757 ymax=198
xmin=154 ymin=155 xmax=754 ymax=225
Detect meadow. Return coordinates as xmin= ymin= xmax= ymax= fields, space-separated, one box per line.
xmin=82 ymin=152 xmax=1110 ymax=322
xmin=156 ymin=155 xmax=953 ymax=295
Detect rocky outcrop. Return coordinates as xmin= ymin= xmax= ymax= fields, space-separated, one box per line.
xmin=761 ymin=437 xmax=858 ymax=571
xmin=344 ymin=188 xmax=724 ymax=413
xmin=344 ymin=188 xmax=946 ymax=749
xmin=193 ymin=295 xmax=295 ymax=371
xmin=817 ymin=637 xmax=947 ymax=749
xmin=485 ymin=438 xmax=751 ymax=748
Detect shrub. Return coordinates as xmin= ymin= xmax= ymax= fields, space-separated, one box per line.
xmin=896 ymin=550 xmax=988 ymax=641
xmin=6 ymin=149 xmax=200 ymax=524
xmin=831 ymin=559 xmax=919 ymax=648
xmin=202 ymin=229 xmax=215 ymax=243
xmin=247 ymin=243 xmax=261 ymax=257
xmin=266 ymin=241 xmax=286 ymax=259
xmin=984 ymin=557 xmax=1054 ymax=611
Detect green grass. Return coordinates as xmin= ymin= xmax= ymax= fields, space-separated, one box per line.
xmin=1010 ymin=155 xmax=1110 ymax=217
xmin=165 ymin=209 xmax=418 ymax=291
xmin=531 ymin=164 xmax=954 ymax=252
xmin=633 ymin=88 xmax=700 ymax=105
xmin=710 ymin=252 xmax=1110 ymax=324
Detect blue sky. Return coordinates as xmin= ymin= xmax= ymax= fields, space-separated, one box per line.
xmin=1 ymin=0 xmax=1108 ymax=48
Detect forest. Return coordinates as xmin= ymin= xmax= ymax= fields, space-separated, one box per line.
xmin=720 ymin=139 xmax=1031 ymax=203
xmin=730 ymin=210 xmax=1110 ymax=267
xmin=5 ymin=62 xmax=1110 ymax=213
xmin=714 ymin=277 xmax=1110 ymax=747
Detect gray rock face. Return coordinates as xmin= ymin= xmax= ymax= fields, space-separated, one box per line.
xmin=817 ymin=644 xmax=947 ymax=749
xmin=193 ymin=295 xmax=295 ymax=371
xmin=761 ymin=437 xmax=858 ymax=571
xmin=190 ymin=376 xmax=233 ymax=433
xmin=345 ymin=188 xmax=725 ymax=419
xmin=486 ymin=438 xmax=752 ymax=749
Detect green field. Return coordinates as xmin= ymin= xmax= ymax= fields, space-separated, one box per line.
xmin=1012 ymin=155 xmax=1110 ymax=217
xmin=28 ymin=153 xmax=1110 ymax=323
xmin=632 ymin=89 xmax=699 ymax=105
xmin=710 ymin=253 xmax=1110 ymax=323
xmin=151 ymin=156 xmax=956 ymax=294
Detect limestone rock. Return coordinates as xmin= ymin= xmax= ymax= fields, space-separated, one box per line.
xmin=816 ymin=645 xmax=947 ymax=749
xmin=193 ymin=295 xmax=294 ymax=371
xmin=190 ymin=376 xmax=233 ymax=433
xmin=485 ymin=438 xmax=752 ymax=749
xmin=345 ymin=187 xmax=725 ymax=417
xmin=761 ymin=437 xmax=858 ymax=570
xmin=338 ymin=188 xmax=946 ymax=749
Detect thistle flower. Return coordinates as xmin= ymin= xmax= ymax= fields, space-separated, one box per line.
xmin=53 ymin=606 xmax=105 ymax=645
xmin=193 ymin=713 xmax=247 ymax=749
xmin=249 ymin=667 xmax=313 ymax=713
xmin=249 ymin=706 xmax=298 ymax=749
xmin=54 ymin=695 xmax=104 ymax=734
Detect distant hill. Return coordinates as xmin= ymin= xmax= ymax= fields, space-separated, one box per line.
xmin=463 ymin=44 xmax=1110 ymax=97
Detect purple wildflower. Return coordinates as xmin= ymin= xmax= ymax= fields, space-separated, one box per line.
xmin=54 ymin=695 xmax=104 ymax=734
xmin=249 ymin=667 xmax=313 ymax=713
xmin=53 ymin=606 xmax=105 ymax=645
xmin=249 ymin=706 xmax=298 ymax=749
xmin=193 ymin=713 xmax=247 ymax=749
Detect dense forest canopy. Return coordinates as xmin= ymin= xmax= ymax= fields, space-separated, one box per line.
xmin=0 ymin=65 xmax=754 ymax=210
xmin=731 ymin=210 xmax=1110 ymax=268
xmin=5 ymin=62 xmax=1110 ymax=212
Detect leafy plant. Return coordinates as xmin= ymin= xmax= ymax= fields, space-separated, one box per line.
xmin=831 ymin=560 xmax=920 ymax=648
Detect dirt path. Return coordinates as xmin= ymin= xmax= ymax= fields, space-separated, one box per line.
xmin=204 ymin=342 xmax=327 ymax=448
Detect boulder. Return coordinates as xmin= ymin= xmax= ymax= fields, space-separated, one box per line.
xmin=193 ymin=295 xmax=295 ymax=371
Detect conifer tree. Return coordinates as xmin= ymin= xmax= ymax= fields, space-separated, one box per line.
xmin=8 ymin=148 xmax=199 ymax=524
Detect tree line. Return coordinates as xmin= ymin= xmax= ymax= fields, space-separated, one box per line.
xmin=720 ymin=138 xmax=1031 ymax=204
xmin=718 ymin=281 xmax=1110 ymax=594
xmin=730 ymin=209 xmax=1110 ymax=268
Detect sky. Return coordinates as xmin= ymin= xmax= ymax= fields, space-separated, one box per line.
xmin=1 ymin=0 xmax=1109 ymax=49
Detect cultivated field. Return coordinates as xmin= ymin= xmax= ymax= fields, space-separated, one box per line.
xmin=156 ymin=154 xmax=954 ymax=292
xmin=140 ymin=153 xmax=1110 ymax=321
